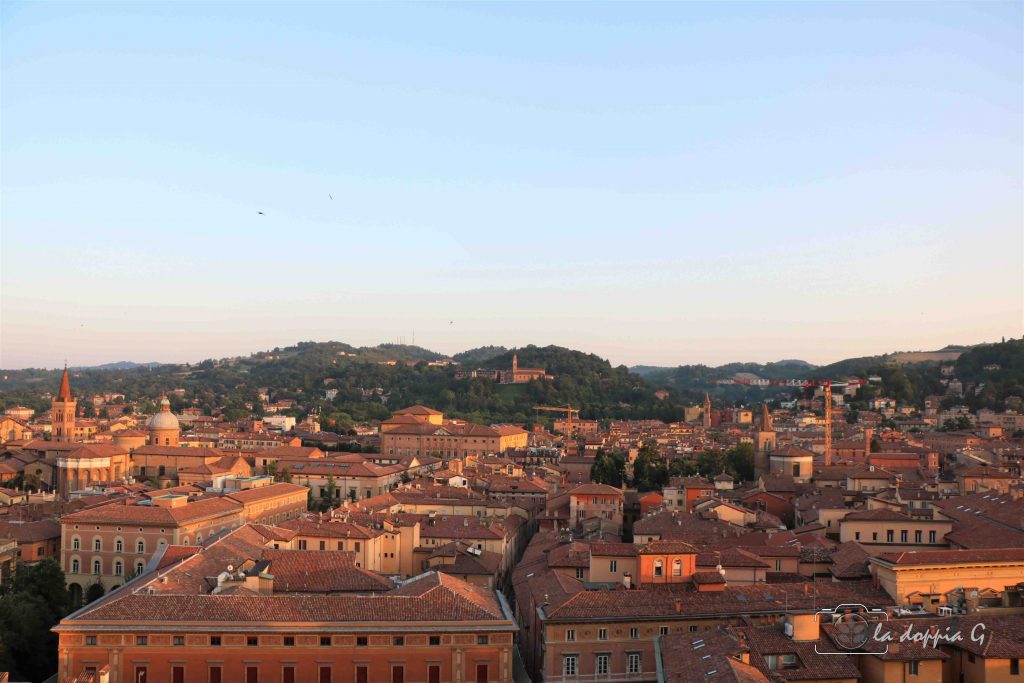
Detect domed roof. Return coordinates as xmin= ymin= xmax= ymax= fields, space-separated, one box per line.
xmin=147 ymin=398 xmax=179 ymax=432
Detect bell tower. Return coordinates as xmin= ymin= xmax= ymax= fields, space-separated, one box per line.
xmin=51 ymin=366 xmax=77 ymax=443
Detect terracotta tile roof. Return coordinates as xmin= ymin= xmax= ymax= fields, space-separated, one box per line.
xmin=769 ymin=445 xmax=816 ymax=459
xmin=64 ymin=574 xmax=510 ymax=626
xmin=544 ymin=581 xmax=892 ymax=622
xmin=639 ymin=539 xmax=699 ymax=555
xmin=697 ymin=548 xmax=770 ymax=569
xmin=64 ymin=444 xmax=130 ymax=460
xmin=842 ymin=508 xmax=915 ymax=522
xmin=874 ymin=548 xmax=1024 ymax=566
xmin=393 ymin=405 xmax=444 ymax=416
xmin=634 ymin=509 xmax=752 ymax=548
xmin=568 ymin=483 xmax=624 ymax=497
xmin=828 ymin=541 xmax=872 ymax=579
xmin=223 ymin=482 xmax=307 ymax=504
xmin=589 ymin=542 xmax=638 ymax=557
xmin=0 ymin=518 xmax=61 ymax=543
xmin=740 ymin=624 xmax=861 ymax=681
xmin=260 ymin=550 xmax=394 ymax=592
xmin=658 ymin=630 xmax=768 ymax=683
xmin=61 ymin=496 xmax=241 ymax=526
xmin=279 ymin=516 xmax=378 ymax=540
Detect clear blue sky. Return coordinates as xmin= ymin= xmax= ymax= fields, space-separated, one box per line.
xmin=2 ymin=1 xmax=1021 ymax=369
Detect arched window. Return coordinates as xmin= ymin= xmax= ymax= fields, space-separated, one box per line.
xmin=115 ymin=539 xmax=123 ymax=552
xmin=136 ymin=540 xmax=145 ymax=554
xmin=653 ymin=559 xmax=664 ymax=577
xmin=93 ymin=538 xmax=102 ymax=551
xmin=672 ymin=559 xmax=683 ymax=577
xmin=196 ymin=534 xmax=202 ymax=544
xmin=93 ymin=559 xmax=101 ymax=575
xmin=135 ymin=561 xmax=144 ymax=575
xmin=114 ymin=561 xmax=123 ymax=576
xmin=71 ymin=558 xmax=80 ymax=574
xmin=72 ymin=537 xmax=80 ymax=551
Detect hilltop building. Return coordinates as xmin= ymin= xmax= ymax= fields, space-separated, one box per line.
xmin=501 ymin=353 xmax=551 ymax=384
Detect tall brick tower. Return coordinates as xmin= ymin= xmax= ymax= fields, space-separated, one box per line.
xmin=702 ymin=393 xmax=712 ymax=429
xmin=51 ymin=366 xmax=77 ymax=443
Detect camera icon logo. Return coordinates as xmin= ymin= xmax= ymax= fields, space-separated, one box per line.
xmin=814 ymin=603 xmax=889 ymax=655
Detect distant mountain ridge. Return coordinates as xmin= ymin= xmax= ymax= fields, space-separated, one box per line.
xmin=71 ymin=361 xmax=163 ymax=370
xmin=3 ymin=339 xmax=1020 ymax=421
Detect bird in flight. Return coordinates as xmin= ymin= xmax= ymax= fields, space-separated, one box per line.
xmin=258 ymin=211 xmax=265 ymax=215
xmin=449 ymin=321 xmax=454 ymax=325
xmin=329 ymin=194 xmax=333 ymax=200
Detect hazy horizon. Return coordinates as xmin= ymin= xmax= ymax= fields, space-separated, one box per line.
xmin=3 ymin=2 xmax=1021 ymax=370
xmin=0 ymin=334 xmax=1014 ymax=372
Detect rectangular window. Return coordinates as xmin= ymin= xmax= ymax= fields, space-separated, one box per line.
xmin=173 ymin=636 xmax=184 ymax=646
xmin=284 ymin=636 xmax=295 ymax=647
xmin=660 ymin=626 xmax=669 ymax=635
xmin=477 ymin=635 xmax=488 ymax=645
xmin=872 ymin=532 xmax=878 ymax=541
xmin=136 ymin=636 xmax=147 ymax=646
xmin=855 ymin=532 xmax=861 ymax=540
xmin=929 ymin=531 xmax=936 ymax=543
xmin=248 ymin=636 xmax=258 ymax=646
xmin=1011 ymin=659 xmax=1020 ymax=675
xmin=628 ymin=653 xmax=641 ymax=674
xmin=610 ymin=560 xmax=617 ymax=572
xmin=575 ymin=567 xmax=584 ymax=580
xmin=357 ymin=636 xmax=368 ymax=647
xmin=886 ymin=530 xmax=894 ymax=543
xmin=209 ymin=667 xmax=222 ymax=683
xmin=172 ymin=667 xmax=185 ymax=683
xmin=429 ymin=635 xmax=441 ymax=646
xmin=908 ymin=660 xmax=919 ymax=675
xmin=901 ymin=530 xmax=908 ymax=543
xmin=283 ymin=667 xmax=295 ymax=683
xmin=597 ymin=654 xmax=609 ymax=675
xmin=394 ymin=636 xmax=405 ymax=646
xmin=566 ymin=629 xmax=576 ymax=641
xmin=563 ymin=656 xmax=578 ymax=676
xmin=246 ymin=667 xmax=258 ymax=683
xmin=630 ymin=627 xmax=639 ymax=639
xmin=319 ymin=666 xmax=331 ymax=683
xmin=598 ymin=628 xmax=608 ymax=640
xmin=210 ymin=636 xmax=221 ymax=646
xmin=915 ymin=530 xmax=922 ymax=543
xmin=689 ymin=625 xmax=699 ymax=632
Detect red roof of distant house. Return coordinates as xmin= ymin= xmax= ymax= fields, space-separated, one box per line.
xmin=394 ymin=405 xmax=443 ymax=416
xmin=568 ymin=483 xmax=623 ymax=497
xmin=874 ymin=548 xmax=1024 ymax=566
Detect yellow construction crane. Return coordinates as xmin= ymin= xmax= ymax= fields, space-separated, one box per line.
xmin=533 ymin=404 xmax=580 ymax=436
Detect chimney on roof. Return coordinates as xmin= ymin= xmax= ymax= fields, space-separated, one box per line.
xmin=674 ymin=599 xmax=682 ymax=614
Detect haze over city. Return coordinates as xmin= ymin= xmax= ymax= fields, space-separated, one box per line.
xmin=2 ymin=2 xmax=1022 ymax=368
